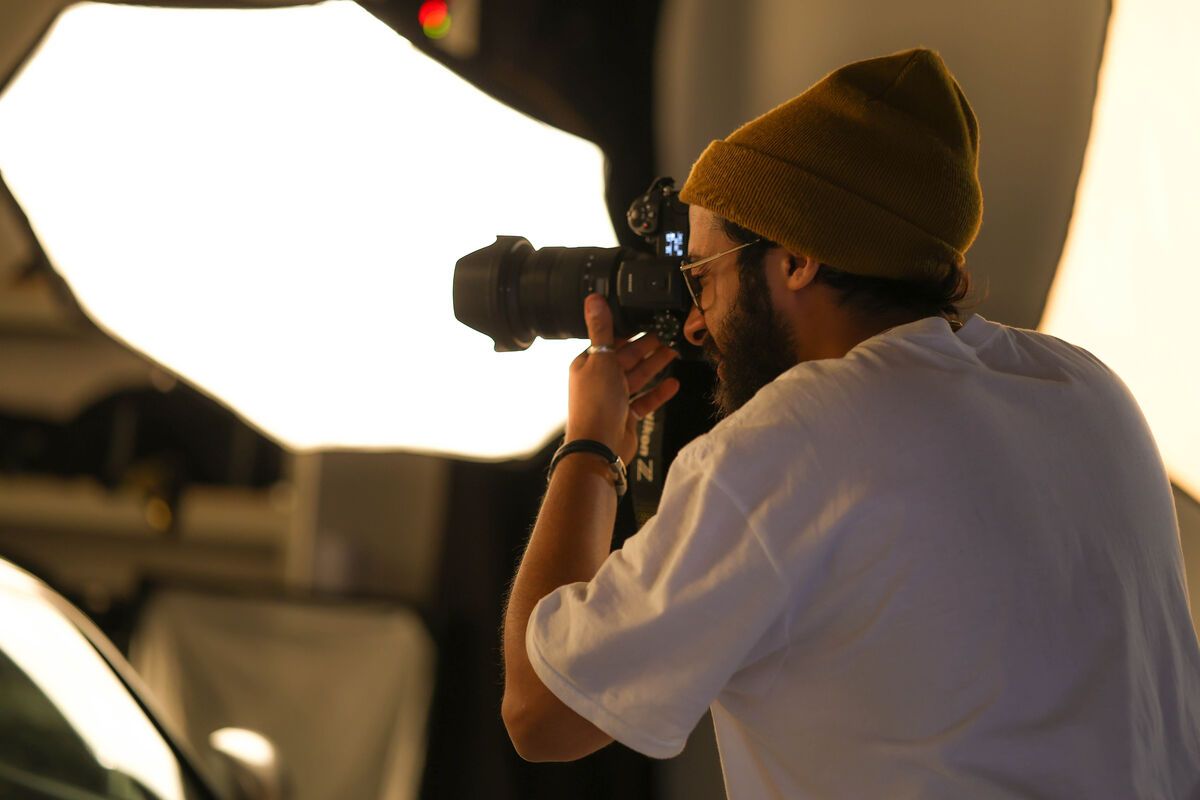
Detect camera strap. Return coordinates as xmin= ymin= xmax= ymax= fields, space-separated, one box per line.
xmin=630 ymin=408 xmax=667 ymax=527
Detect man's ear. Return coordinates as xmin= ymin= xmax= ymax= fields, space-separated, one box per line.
xmin=783 ymin=252 xmax=821 ymax=290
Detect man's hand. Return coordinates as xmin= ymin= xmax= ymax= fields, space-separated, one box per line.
xmin=565 ymin=294 xmax=681 ymax=465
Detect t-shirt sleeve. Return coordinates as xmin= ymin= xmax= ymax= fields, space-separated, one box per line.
xmin=525 ymin=444 xmax=791 ymax=759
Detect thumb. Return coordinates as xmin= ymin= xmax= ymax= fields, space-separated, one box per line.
xmin=585 ymin=293 xmax=614 ymax=346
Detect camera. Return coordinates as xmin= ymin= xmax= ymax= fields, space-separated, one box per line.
xmin=453 ymin=177 xmax=691 ymax=352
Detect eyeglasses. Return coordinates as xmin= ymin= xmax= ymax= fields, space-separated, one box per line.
xmin=679 ymin=239 xmax=761 ymax=311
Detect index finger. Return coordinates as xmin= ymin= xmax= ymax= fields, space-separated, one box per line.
xmin=584 ymin=293 xmax=614 ymax=347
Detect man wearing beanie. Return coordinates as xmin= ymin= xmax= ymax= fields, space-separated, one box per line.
xmin=502 ymin=48 xmax=1200 ymax=798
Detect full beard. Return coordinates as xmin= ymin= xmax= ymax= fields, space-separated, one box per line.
xmin=703 ymin=268 xmax=800 ymax=419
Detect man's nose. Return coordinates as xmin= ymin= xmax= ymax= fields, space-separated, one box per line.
xmin=683 ymin=304 xmax=707 ymax=347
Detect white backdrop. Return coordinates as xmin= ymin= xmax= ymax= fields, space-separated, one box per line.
xmin=130 ymin=589 xmax=435 ymax=800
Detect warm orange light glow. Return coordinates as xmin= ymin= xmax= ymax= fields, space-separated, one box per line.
xmin=1039 ymin=0 xmax=1199 ymax=499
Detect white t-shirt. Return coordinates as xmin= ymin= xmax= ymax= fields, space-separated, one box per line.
xmin=527 ymin=314 xmax=1200 ymax=799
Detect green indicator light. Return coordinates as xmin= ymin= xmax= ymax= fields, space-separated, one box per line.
xmin=424 ymin=15 xmax=452 ymax=39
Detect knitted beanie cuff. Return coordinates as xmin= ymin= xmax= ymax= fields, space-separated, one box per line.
xmin=679 ymin=139 xmax=966 ymax=282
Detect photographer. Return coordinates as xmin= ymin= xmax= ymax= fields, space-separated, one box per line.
xmin=501 ymin=48 xmax=1200 ymax=797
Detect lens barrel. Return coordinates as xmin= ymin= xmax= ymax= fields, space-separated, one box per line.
xmin=455 ymin=236 xmax=635 ymax=351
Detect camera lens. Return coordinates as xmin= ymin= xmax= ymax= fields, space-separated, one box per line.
xmin=454 ymin=236 xmax=630 ymax=352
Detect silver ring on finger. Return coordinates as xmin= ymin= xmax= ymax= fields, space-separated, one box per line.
xmin=586 ymin=344 xmax=616 ymax=356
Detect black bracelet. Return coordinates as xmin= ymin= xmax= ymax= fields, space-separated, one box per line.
xmin=548 ymin=439 xmax=627 ymax=497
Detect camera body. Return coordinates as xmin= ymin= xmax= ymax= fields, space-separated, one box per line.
xmin=453 ymin=177 xmax=692 ymax=352
xmin=626 ymin=176 xmax=690 ymax=265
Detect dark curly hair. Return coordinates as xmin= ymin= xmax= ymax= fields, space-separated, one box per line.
xmin=719 ymin=218 xmax=978 ymax=326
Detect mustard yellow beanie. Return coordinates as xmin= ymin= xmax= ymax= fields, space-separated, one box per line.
xmin=679 ymin=48 xmax=982 ymax=281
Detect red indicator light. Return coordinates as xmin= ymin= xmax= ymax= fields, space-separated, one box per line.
xmin=418 ymin=1 xmax=448 ymax=28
